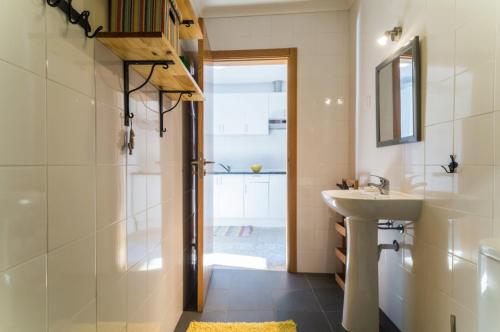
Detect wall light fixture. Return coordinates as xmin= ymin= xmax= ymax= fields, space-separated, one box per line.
xmin=377 ymin=26 xmax=403 ymax=45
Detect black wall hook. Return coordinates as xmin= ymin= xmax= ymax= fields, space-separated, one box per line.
xmin=46 ymin=0 xmax=103 ymax=39
xmin=441 ymin=155 xmax=459 ymax=174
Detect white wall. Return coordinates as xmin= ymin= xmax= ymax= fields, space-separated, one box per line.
xmin=214 ymin=130 xmax=287 ymax=171
xmin=206 ymin=11 xmax=352 ymax=273
xmin=0 ymin=1 xmax=184 ymax=331
xmin=351 ymin=0 xmax=500 ymax=330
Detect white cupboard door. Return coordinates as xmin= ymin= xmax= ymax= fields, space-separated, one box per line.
xmin=269 ymin=92 xmax=287 ymax=119
xmin=244 ymin=182 xmax=269 ymax=218
xmin=213 ymin=94 xmax=245 ymax=135
xmin=244 ymin=93 xmax=269 ymax=135
xmin=218 ymin=176 xmax=244 ymax=218
xmin=269 ymin=175 xmax=287 ymax=219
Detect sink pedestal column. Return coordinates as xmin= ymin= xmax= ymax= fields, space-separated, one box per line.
xmin=342 ymin=217 xmax=379 ymax=332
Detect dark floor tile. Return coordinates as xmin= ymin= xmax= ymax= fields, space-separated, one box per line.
xmin=243 ymin=270 xmax=310 ymax=290
xmin=174 ymin=311 xmax=227 ymax=332
xmin=228 ymin=288 xmax=274 ymax=310
xmin=274 ymin=272 xmax=310 ymax=290
xmin=226 ymin=310 xmax=276 ymax=322
xmin=277 ymin=311 xmax=332 ymax=332
xmin=204 ymin=289 xmax=229 ymax=312
xmin=380 ymin=310 xmax=401 ymax=332
xmin=313 ymin=287 xmax=344 ymax=311
xmin=325 ymin=311 xmax=347 ymax=332
xmin=305 ymin=273 xmax=338 ymax=289
xmin=211 ymin=269 xmax=267 ymax=290
xmin=324 ymin=310 xmax=401 ymax=332
xmin=273 ymin=289 xmax=321 ymax=312
xmin=209 ymin=269 xmax=234 ymax=289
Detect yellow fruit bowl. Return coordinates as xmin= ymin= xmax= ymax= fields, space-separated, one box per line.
xmin=250 ymin=164 xmax=263 ymax=173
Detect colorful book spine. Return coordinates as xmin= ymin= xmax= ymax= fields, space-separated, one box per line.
xmin=109 ymin=0 xmax=171 ymax=33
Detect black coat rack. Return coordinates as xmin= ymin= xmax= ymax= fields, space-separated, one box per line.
xmin=46 ymin=0 xmax=103 ymax=38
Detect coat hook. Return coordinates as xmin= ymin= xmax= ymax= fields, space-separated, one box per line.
xmin=82 ymin=11 xmax=103 ymax=38
xmin=86 ymin=24 xmax=103 ymax=39
xmin=46 ymin=0 xmax=103 ymax=39
xmin=47 ymin=0 xmax=62 ymax=7
xmin=441 ymin=155 xmax=458 ymax=174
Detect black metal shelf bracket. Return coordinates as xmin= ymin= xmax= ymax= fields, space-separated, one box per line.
xmin=159 ymin=90 xmax=194 ymax=137
xmin=46 ymin=0 xmax=103 ymax=38
xmin=123 ymin=60 xmax=174 ymax=127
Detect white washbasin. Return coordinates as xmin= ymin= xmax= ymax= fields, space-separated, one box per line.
xmin=321 ymin=189 xmax=422 ymax=332
xmin=321 ymin=189 xmax=423 ymax=220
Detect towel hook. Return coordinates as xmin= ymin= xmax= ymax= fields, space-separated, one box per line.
xmin=441 ymin=155 xmax=459 ymax=174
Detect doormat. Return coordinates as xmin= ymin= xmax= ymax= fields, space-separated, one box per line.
xmin=214 ymin=226 xmax=254 ymax=237
xmin=186 ymin=321 xmax=296 ymax=332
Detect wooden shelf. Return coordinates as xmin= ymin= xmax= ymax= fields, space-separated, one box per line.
xmin=177 ymin=0 xmax=203 ymax=39
xmin=97 ymin=32 xmax=204 ymax=101
xmin=335 ymin=273 xmax=345 ymax=290
xmin=335 ymin=247 xmax=346 ymax=265
xmin=335 ymin=221 xmax=346 ymax=237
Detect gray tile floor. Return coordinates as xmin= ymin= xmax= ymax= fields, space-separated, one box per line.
xmin=174 ymin=268 xmax=400 ymax=332
xmin=213 ymin=227 xmax=286 ymax=271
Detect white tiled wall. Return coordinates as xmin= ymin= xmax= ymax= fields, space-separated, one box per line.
xmin=0 ymin=0 xmax=184 ymax=331
xmin=351 ymin=0 xmax=500 ymax=330
xmin=206 ymin=11 xmax=352 ymax=273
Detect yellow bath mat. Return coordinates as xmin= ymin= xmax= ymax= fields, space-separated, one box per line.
xmin=186 ymin=320 xmax=297 ymax=332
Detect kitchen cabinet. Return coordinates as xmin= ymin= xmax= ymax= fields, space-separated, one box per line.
xmin=214 ymin=174 xmax=286 ymax=220
xmin=213 ymin=175 xmax=244 ymax=218
xmin=244 ymin=175 xmax=270 ymax=218
xmin=213 ymin=93 xmax=269 ymax=136
xmin=213 ymin=94 xmax=246 ymax=135
xmin=269 ymin=92 xmax=287 ymax=120
xmin=269 ymin=175 xmax=287 ymax=218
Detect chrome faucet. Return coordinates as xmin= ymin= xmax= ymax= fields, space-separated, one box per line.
xmin=368 ymin=175 xmax=390 ymax=195
xmin=217 ymin=163 xmax=231 ymax=173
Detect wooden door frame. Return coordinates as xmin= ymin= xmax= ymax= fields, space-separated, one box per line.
xmin=210 ymin=48 xmax=298 ymax=273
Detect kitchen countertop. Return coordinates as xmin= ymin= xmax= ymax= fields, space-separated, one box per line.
xmin=211 ymin=171 xmax=286 ymax=175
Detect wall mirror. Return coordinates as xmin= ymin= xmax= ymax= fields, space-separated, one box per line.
xmin=376 ymin=36 xmax=421 ymax=147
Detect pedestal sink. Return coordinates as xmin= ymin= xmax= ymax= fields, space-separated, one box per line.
xmin=321 ymin=189 xmax=423 ymax=332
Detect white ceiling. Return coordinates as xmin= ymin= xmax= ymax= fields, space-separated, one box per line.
xmin=213 ymin=64 xmax=287 ymax=84
xmin=194 ymin=0 xmax=352 ymax=18
xmin=205 ymin=0 xmax=304 ymax=6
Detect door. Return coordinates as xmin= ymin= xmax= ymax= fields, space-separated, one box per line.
xmin=194 ymin=19 xmax=215 ymax=312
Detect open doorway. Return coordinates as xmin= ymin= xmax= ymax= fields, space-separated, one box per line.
xmin=194 ymin=48 xmax=297 ymax=310
xmin=204 ymin=49 xmax=297 ymax=272
xmin=211 ymin=62 xmax=287 ymax=271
